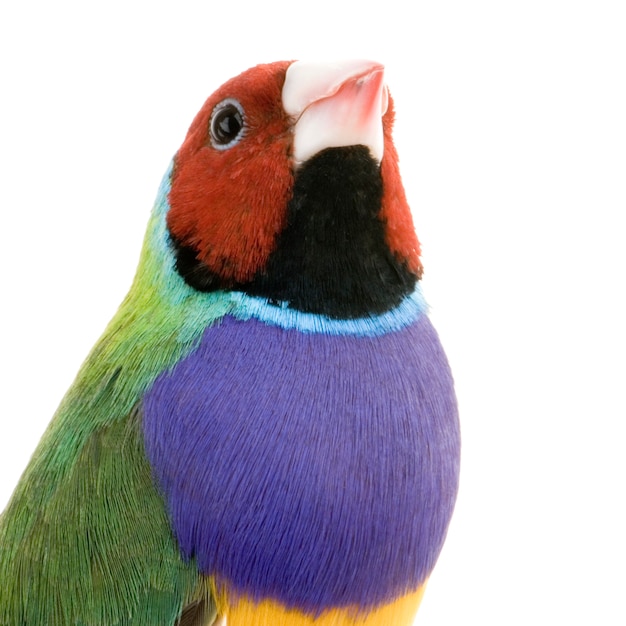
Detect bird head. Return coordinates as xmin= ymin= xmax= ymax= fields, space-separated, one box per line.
xmin=165 ymin=60 xmax=422 ymax=319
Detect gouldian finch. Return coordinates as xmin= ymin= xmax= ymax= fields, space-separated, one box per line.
xmin=0 ymin=60 xmax=460 ymax=626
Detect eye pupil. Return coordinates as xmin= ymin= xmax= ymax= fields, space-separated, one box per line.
xmin=214 ymin=108 xmax=242 ymax=141
xmin=210 ymin=100 xmax=245 ymax=149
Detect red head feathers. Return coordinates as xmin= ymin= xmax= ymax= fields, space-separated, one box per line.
xmin=166 ymin=60 xmax=422 ymax=317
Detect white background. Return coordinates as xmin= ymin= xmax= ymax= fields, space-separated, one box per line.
xmin=1 ymin=1 xmax=625 ymax=624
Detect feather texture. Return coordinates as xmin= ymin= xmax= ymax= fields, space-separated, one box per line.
xmin=0 ymin=166 xmax=224 ymax=625
xmin=0 ymin=61 xmax=459 ymax=626
xmin=143 ymin=313 xmax=459 ymax=614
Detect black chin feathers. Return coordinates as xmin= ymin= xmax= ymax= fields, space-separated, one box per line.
xmin=170 ymin=146 xmax=417 ymax=318
xmin=246 ymin=147 xmax=416 ymax=317
xmin=171 ymin=242 xmax=228 ymax=292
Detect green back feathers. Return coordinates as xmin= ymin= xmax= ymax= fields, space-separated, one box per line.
xmin=0 ymin=166 xmax=228 ymax=625
xmin=0 ymin=412 xmax=206 ymax=626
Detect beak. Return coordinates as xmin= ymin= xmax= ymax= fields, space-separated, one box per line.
xmin=282 ymin=59 xmax=388 ymax=166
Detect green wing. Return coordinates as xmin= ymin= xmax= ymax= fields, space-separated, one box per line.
xmin=0 ymin=404 xmax=211 ymax=626
xmin=0 ymin=190 xmax=234 ymax=625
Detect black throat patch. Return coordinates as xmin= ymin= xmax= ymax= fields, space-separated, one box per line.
xmin=171 ymin=146 xmax=417 ymax=318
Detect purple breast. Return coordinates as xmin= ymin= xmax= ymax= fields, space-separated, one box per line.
xmin=142 ymin=315 xmax=459 ymax=613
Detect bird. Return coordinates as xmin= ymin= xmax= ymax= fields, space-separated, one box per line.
xmin=0 ymin=59 xmax=460 ymax=626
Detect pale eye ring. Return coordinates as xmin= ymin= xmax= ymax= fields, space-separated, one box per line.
xmin=209 ymin=98 xmax=246 ymax=150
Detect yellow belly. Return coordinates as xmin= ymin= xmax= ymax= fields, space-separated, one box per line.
xmin=214 ymin=583 xmax=427 ymax=626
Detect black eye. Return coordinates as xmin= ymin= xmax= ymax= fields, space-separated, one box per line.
xmin=210 ymin=98 xmax=245 ymax=150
